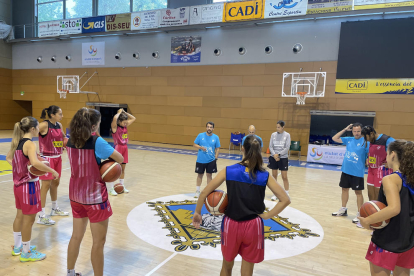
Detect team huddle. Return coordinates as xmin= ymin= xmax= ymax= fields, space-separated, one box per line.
xmin=7 ymin=106 xmax=134 ymax=276
xmin=7 ymin=108 xmax=414 ymax=276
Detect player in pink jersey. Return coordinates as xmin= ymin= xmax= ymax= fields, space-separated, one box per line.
xmin=362 ymin=126 xmax=395 ymax=201
xmin=66 ymin=108 xmax=123 ymax=276
xmin=6 ymin=116 xmax=58 ymax=262
xmin=37 ymin=105 xmax=68 ymax=226
xmin=108 ymin=108 xmax=135 ymax=196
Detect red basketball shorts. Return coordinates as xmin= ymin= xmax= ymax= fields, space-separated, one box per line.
xmin=366 ymin=241 xmax=414 ymax=271
xmin=39 ymin=156 xmax=62 ymax=181
xmin=14 ymin=180 xmax=42 ymax=215
xmin=221 ymin=215 xmax=265 ymax=263
xmin=70 ymin=200 xmax=112 ymax=223
xmin=115 ymin=144 xmax=128 ymax=164
xmin=367 ymin=166 xmax=393 ymax=188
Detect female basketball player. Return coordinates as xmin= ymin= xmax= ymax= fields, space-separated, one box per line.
xmin=193 ymin=135 xmax=291 ymax=276
xmin=108 ymin=108 xmax=135 ymax=196
xmin=66 ymin=108 xmax=123 ymax=276
xmin=38 ymin=105 xmax=68 ymax=226
xmin=268 ymin=120 xmax=291 ymax=201
xmin=6 ymin=116 xmax=58 ymax=262
xmin=361 ymin=125 xmax=395 ymax=201
xmin=359 ymin=140 xmax=414 ymax=276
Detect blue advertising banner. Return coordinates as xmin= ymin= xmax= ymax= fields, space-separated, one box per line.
xmin=82 ymin=16 xmax=106 ymax=34
xmin=171 ymin=36 xmax=201 ymax=63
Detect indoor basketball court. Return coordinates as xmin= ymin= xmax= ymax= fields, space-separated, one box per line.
xmin=1 ymin=1 xmax=414 ymax=276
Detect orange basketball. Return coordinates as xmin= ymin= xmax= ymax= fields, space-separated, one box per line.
xmin=27 ymin=156 xmax=50 ymax=176
xmin=63 ymin=137 xmax=69 ymax=148
xmin=100 ymin=160 xmax=122 ymax=182
xmin=204 ymin=190 xmax=228 ymax=216
xmin=360 ymin=200 xmax=390 ymax=229
xmin=114 ymin=183 xmax=124 ymax=194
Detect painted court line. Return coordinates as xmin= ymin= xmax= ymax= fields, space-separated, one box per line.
xmin=145 ymin=252 xmax=178 ymax=276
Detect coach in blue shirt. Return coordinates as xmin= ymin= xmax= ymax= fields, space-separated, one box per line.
xmin=242 ymin=125 xmax=263 ymax=148
xmin=193 ymin=121 xmax=221 ymax=198
xmin=331 ymin=123 xmax=369 ymax=228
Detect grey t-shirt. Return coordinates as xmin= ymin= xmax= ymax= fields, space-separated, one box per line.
xmin=269 ymin=131 xmax=291 ymax=158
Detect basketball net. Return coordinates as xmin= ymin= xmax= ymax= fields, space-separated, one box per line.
xmin=296 ymin=92 xmax=307 ymax=105
xmin=58 ymin=89 xmax=68 ymax=99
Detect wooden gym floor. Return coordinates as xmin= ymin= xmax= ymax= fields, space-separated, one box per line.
xmin=0 ymin=130 xmax=402 ymax=276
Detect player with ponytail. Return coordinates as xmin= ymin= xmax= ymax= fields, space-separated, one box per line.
xmin=6 ymin=117 xmax=58 ymax=262
xmin=193 ymin=135 xmax=290 ymax=276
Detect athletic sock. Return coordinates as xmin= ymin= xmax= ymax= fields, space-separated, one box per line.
xmin=52 ymin=201 xmax=57 ymax=209
xmin=13 ymin=232 xmax=22 ymax=248
xmin=119 ymin=179 xmax=124 ymax=185
xmin=196 ymin=186 xmax=200 ymax=192
xmin=22 ymin=241 xmax=31 ymax=253
xmin=67 ymin=269 xmax=75 ymax=276
xmin=108 ymin=182 xmax=114 ymax=189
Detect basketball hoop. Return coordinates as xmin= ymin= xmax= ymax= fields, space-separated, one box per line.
xmin=296 ymin=92 xmax=307 ymax=105
xmin=58 ymin=89 xmax=68 ymax=99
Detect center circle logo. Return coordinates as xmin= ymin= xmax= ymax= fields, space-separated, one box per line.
xmin=127 ymin=194 xmax=324 ymax=261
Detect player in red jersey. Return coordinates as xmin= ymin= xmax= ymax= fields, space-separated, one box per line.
xmin=37 ymin=105 xmax=68 ymax=226
xmin=108 ymin=108 xmax=135 ymax=196
xmin=6 ymin=116 xmax=58 ymax=262
xmin=66 ymin=108 xmax=123 ymax=276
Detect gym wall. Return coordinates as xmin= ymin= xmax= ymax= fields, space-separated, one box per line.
xmin=9 ymin=14 xmax=414 ymax=152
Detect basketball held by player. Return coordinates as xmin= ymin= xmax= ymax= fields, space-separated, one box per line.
xmin=268 ymin=120 xmax=291 ymax=201
xmin=193 ymin=122 xmax=221 ymax=198
xmin=38 ymin=105 xmax=68 ymax=226
xmin=362 ymin=126 xmax=395 ymax=201
xmin=193 ymin=135 xmax=290 ymax=276
xmin=6 ymin=117 xmax=59 ymax=262
xmin=66 ymin=108 xmax=124 ymax=276
xmin=108 ymin=108 xmax=136 ymax=196
xmin=359 ymin=140 xmax=414 ymax=276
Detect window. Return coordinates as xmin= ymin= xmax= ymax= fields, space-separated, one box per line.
xmin=66 ymin=0 xmax=93 ymax=19
xmin=37 ymin=0 xmax=63 ymax=22
xmin=133 ymin=0 xmax=167 ymax=12
xmin=98 ymin=0 xmax=130 ymax=15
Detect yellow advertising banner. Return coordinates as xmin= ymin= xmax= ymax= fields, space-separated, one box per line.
xmin=224 ymin=0 xmax=264 ymax=22
xmin=335 ymin=79 xmax=414 ymax=94
xmin=106 ymin=14 xmax=131 ymax=32
xmin=354 ymin=0 xmax=414 ymax=10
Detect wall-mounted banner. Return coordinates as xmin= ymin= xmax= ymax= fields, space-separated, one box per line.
xmin=189 ymin=3 xmax=224 ymax=25
xmin=82 ymin=42 xmax=105 ymax=66
xmin=335 ymin=79 xmax=414 ymax=94
xmin=131 ymin=11 xmax=160 ymax=30
xmin=171 ymin=36 xmax=201 ymax=63
xmin=106 ymin=14 xmax=131 ymax=32
xmin=354 ymin=0 xmax=414 ymax=10
xmin=60 ymin=18 xmax=82 ymax=35
xmin=159 ymin=8 xmax=189 ymax=27
xmin=224 ymin=0 xmax=264 ymax=22
xmin=82 ymin=16 xmax=105 ymax=33
xmin=307 ymin=0 xmax=352 ymax=14
xmin=38 ymin=21 xmax=60 ymax=37
xmin=264 ymin=0 xmax=307 ymax=18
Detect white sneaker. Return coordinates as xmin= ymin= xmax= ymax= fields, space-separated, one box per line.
xmin=194 ymin=190 xmax=200 ymax=198
xmin=332 ymin=207 xmax=348 ymax=216
xmin=123 ymin=187 xmax=129 ymax=193
xmin=50 ymin=207 xmax=69 ymax=216
xmin=37 ymin=215 xmax=55 ymax=225
xmin=109 ymin=188 xmax=117 ymax=196
xmin=352 ymin=212 xmax=360 ymax=224
xmin=271 ymin=195 xmax=278 ymax=201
